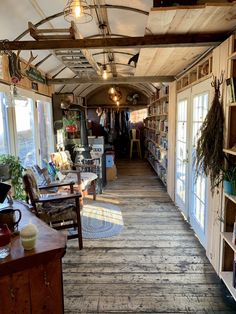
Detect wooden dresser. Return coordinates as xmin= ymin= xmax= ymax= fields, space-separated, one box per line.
xmin=0 ymin=201 xmax=67 ymax=314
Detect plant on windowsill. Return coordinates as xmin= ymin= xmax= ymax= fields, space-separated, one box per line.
xmin=0 ymin=154 xmax=25 ymax=200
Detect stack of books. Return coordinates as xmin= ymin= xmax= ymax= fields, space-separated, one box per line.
xmin=226 ymin=77 xmax=236 ymax=103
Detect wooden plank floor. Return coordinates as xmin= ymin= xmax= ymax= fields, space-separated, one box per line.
xmin=63 ymin=159 xmax=235 ymax=313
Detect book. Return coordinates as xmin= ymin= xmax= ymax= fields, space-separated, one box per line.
xmin=226 ymin=77 xmax=236 ymax=103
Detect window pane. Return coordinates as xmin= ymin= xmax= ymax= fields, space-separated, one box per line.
xmin=130 ymin=108 xmax=147 ymax=123
xmin=0 ymin=93 xmax=9 ymax=154
xmin=15 ymin=98 xmax=36 ymax=167
xmin=37 ymin=100 xmax=54 ymax=165
xmin=192 ymin=92 xmax=208 ymax=231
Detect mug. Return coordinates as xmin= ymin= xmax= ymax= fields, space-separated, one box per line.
xmin=0 ymin=208 xmax=22 ymax=232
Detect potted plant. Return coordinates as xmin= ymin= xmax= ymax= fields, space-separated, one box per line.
xmin=0 ymin=154 xmax=25 ymax=200
xmin=222 ymin=165 xmax=236 ymax=195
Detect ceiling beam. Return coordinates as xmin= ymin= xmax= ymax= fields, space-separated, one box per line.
xmin=1 ymin=33 xmax=228 ymax=51
xmin=48 ymin=76 xmax=175 ymax=85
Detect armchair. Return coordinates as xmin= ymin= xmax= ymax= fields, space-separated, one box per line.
xmin=23 ymin=169 xmax=83 ymax=249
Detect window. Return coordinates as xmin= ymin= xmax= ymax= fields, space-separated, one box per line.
xmin=130 ymin=108 xmax=147 ymax=123
xmin=14 ymin=98 xmax=37 ymax=167
xmin=37 ymin=99 xmax=54 ymax=165
xmin=0 ymin=92 xmax=9 ymax=154
xmin=191 ymin=92 xmax=208 ymax=230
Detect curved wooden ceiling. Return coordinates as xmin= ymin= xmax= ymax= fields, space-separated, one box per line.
xmin=1 ymin=0 xmax=236 ymax=100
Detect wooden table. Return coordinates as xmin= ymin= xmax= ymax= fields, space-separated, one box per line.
xmin=0 ymin=201 xmax=67 ymax=314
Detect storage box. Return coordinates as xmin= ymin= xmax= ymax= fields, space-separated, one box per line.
xmin=106 ymin=164 xmax=117 ymax=181
xmin=106 ymin=155 xmax=114 ymax=168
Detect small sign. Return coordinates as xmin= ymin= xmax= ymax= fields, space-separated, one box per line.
xmin=31 ymin=82 xmax=38 ymax=91
xmin=26 ymin=67 xmax=46 ymax=84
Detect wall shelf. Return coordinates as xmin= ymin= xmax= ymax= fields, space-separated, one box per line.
xmin=223 ymin=148 xmax=236 ymax=156
xmin=227 ymin=102 xmax=236 ymax=107
xmin=148 ymin=94 xmax=168 ymax=107
xmin=221 ymin=232 xmax=236 ymax=252
xmin=176 ymin=55 xmax=212 ymax=92
xmin=220 ymin=35 xmax=236 ymax=303
xmin=145 ymin=86 xmax=168 ymax=186
xmin=220 ymin=272 xmax=236 ymax=301
xmin=228 ymin=51 xmax=236 ymax=60
xmin=146 ymin=113 xmax=168 ymax=118
xmin=225 ymin=193 xmax=236 ymax=205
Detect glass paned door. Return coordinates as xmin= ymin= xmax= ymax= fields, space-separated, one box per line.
xmin=14 ymin=98 xmax=37 ymax=167
xmin=189 ymin=92 xmax=208 ymax=246
xmin=175 ymin=98 xmax=188 ymax=217
xmin=0 ymin=93 xmax=9 ymax=154
xmin=37 ymin=99 xmax=54 ymax=166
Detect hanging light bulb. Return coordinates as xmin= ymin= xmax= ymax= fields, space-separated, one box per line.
xmin=110 ymin=87 xmax=115 ymax=94
xmin=102 ymin=65 xmax=107 ymax=80
xmin=113 ymin=95 xmax=118 ymax=102
xmin=64 ymin=0 xmax=93 ymax=24
xmin=116 ymin=101 xmax=119 ymax=106
xmin=74 ymin=0 xmax=82 ymax=18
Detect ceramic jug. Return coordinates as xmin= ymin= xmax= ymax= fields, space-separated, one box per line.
xmin=0 ymin=208 xmax=22 ymax=232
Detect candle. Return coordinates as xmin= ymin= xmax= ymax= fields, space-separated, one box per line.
xmin=20 ymin=222 xmax=38 ymax=250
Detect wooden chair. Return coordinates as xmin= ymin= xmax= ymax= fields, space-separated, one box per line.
xmin=23 ymin=169 xmax=83 ymax=249
xmin=129 ymin=128 xmax=142 ymax=159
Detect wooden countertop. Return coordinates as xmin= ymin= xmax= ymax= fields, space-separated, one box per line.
xmin=0 ymin=201 xmax=67 ymax=276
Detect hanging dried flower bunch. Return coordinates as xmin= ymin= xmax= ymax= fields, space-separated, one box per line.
xmin=195 ymin=74 xmax=225 ymax=190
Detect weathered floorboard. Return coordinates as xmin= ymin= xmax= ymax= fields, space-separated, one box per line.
xmin=63 ymin=159 xmax=235 ymax=313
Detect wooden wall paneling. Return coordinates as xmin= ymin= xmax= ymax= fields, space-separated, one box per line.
xmin=206 ymin=37 xmax=230 ymax=273
xmin=0 ymin=54 xmax=52 ymax=97
xmin=167 ymin=81 xmax=176 ymax=201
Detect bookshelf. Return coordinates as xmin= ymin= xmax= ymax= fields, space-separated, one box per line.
xmin=144 ymin=87 xmax=168 ymax=186
xmin=220 ymin=35 xmax=236 ymax=301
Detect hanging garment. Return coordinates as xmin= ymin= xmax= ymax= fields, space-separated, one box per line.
xmin=110 ymin=109 xmax=114 ymax=130
xmin=115 ymin=111 xmax=119 ymax=132
xmin=119 ymin=111 xmax=122 ymax=134
xmin=99 ymin=110 xmax=106 ymax=127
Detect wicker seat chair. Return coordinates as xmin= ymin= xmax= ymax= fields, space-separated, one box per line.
xmin=23 ymin=169 xmax=83 ymax=249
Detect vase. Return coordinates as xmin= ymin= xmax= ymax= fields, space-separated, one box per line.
xmin=224 ymin=180 xmax=233 ymax=194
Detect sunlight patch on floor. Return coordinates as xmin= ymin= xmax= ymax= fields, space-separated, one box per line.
xmin=82 ymin=204 xmax=123 ymax=225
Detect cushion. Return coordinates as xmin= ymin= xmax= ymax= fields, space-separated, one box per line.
xmin=24 ymin=169 xmax=40 ymax=200
xmin=61 ymin=172 xmax=97 ymax=190
xmin=37 ymin=199 xmax=77 ymax=223
xmin=50 ymin=151 xmax=72 ymax=170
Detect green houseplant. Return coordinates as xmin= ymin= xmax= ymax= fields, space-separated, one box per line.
xmin=0 ymin=154 xmax=25 ymax=200
xmin=221 ymin=165 xmax=236 ymax=195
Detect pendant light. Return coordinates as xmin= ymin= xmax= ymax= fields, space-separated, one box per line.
xmin=102 ymin=50 xmax=107 ymax=80
xmin=102 ymin=65 xmax=107 ymax=80
xmin=64 ymin=0 xmax=93 ymax=24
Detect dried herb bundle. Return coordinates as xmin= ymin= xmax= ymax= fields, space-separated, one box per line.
xmin=195 ymin=76 xmax=225 ymax=189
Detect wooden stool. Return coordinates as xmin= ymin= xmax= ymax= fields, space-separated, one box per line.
xmin=130 ymin=129 xmax=142 ymax=159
